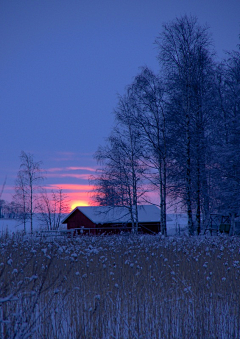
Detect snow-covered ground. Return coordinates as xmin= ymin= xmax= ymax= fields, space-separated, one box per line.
xmin=167 ymin=213 xmax=188 ymax=235
xmin=0 ymin=218 xmax=27 ymax=235
xmin=0 ymin=217 xmax=42 ymax=235
xmin=0 ymin=215 xmax=68 ymax=235
xmin=0 ymin=213 xmax=188 ymax=236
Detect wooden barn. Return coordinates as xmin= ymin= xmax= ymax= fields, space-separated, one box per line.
xmin=62 ymin=205 xmax=170 ymax=234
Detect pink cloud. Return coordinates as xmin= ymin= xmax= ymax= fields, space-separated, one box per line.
xmin=45 ymin=173 xmax=90 ymax=180
xmin=66 ymin=166 xmax=96 ymax=172
xmin=44 ymin=184 xmax=93 ymax=192
xmin=46 ymin=166 xmax=96 ymax=174
xmin=46 ymin=167 xmax=64 ymax=173
xmin=51 ymin=151 xmax=94 ymax=162
xmin=2 ymin=185 xmax=15 ymax=193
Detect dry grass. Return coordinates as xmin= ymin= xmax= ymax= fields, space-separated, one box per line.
xmin=1 ymin=233 xmax=240 ymax=338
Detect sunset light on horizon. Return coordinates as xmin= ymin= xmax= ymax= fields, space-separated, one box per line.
xmin=44 ymin=167 xmax=96 ymax=210
xmin=1 ymin=1 xmax=240 ymax=217
xmin=49 ymin=185 xmax=95 ymax=211
xmin=1 ymin=3 xmax=240 ymax=334
xmin=68 ymin=192 xmax=93 ymax=211
xmin=70 ymin=200 xmax=89 ymax=210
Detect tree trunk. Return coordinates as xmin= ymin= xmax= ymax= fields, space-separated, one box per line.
xmin=186 ymin=112 xmax=194 ymax=236
xmin=30 ymin=184 xmax=33 ymax=234
xmin=229 ymin=213 xmax=236 ymax=236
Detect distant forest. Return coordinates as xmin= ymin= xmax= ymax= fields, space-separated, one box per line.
xmin=91 ymin=15 xmax=240 ymax=236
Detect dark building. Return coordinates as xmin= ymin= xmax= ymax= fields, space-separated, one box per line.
xmin=62 ymin=205 xmax=170 ymax=234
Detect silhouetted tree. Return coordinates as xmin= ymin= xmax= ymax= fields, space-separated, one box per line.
xmin=93 ymin=16 xmax=240 ymax=236
xmin=14 ymin=151 xmax=43 ymax=234
xmin=215 ymin=49 xmax=240 ymax=233
xmin=155 ymin=15 xmax=216 ymax=235
xmin=129 ymin=67 xmax=169 ymax=235
xmin=37 ymin=188 xmax=69 ymax=230
xmin=92 ymin=95 xmax=147 ymax=233
xmin=14 ymin=170 xmax=29 ymax=233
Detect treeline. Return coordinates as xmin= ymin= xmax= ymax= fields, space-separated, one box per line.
xmin=1 ymin=151 xmax=68 ymax=233
xmin=0 ymin=200 xmax=20 ymax=219
xmin=92 ymin=16 xmax=240 ymax=236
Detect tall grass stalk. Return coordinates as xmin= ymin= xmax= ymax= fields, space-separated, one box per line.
xmin=0 ymin=233 xmax=240 ymax=338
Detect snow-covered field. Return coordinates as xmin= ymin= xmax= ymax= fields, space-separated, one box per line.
xmin=0 ymin=213 xmax=188 ymax=236
xmin=1 ymin=233 xmax=240 ymax=338
xmin=0 ymin=216 xmax=66 ymax=235
xmin=0 ymin=218 xmax=39 ymax=235
xmin=167 ymin=213 xmax=188 ymax=235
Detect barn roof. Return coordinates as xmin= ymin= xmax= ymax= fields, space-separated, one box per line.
xmin=62 ymin=205 xmax=172 ymax=224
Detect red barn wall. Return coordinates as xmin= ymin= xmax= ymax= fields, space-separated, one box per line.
xmin=65 ymin=209 xmax=96 ymax=230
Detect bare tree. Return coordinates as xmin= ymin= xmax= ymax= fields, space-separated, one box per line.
xmin=0 ymin=178 xmax=7 ymax=218
xmin=37 ymin=188 xmax=69 ymax=230
xmin=129 ymin=67 xmax=169 ymax=235
xmin=0 ymin=177 xmax=6 ymax=200
xmin=215 ymin=49 xmax=240 ymax=232
xmin=155 ymin=15 xmax=216 ymax=235
xmin=14 ymin=170 xmax=29 ymax=233
xmin=92 ymin=95 xmax=147 ymax=233
xmin=92 ymin=15 xmax=239 ymax=236
xmin=14 ymin=151 xmax=43 ymax=234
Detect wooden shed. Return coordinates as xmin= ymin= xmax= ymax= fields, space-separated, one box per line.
xmin=62 ymin=205 xmax=169 ymax=234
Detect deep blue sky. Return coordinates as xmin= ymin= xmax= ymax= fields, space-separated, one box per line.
xmin=1 ymin=0 xmax=240 ymax=207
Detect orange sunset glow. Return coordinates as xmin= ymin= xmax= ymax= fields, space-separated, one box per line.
xmin=43 ymin=183 xmax=160 ymax=212
xmin=64 ymin=190 xmax=94 ymax=211
xmin=44 ymin=184 xmax=95 ymax=211
xmin=71 ymin=200 xmax=89 ymax=210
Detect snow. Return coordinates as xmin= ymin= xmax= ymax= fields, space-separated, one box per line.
xmin=62 ymin=205 xmax=172 ymax=224
xmin=167 ymin=213 xmax=188 ymax=235
xmin=0 ymin=216 xmax=66 ymax=235
xmin=1 ymin=233 xmax=240 ymax=338
xmin=0 ymin=218 xmax=27 ymax=234
xmin=1 ymin=212 xmax=187 ymax=236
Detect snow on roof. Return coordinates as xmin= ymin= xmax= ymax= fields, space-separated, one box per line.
xmin=62 ymin=205 xmax=172 ymax=224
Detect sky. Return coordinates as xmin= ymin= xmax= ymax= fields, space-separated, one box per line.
xmin=1 ymin=0 xmax=240 ymax=210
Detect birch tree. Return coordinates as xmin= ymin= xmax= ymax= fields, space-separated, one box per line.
xmin=92 ymin=95 xmax=147 ymax=233
xmin=129 ymin=67 xmax=169 ymax=235
xmin=14 ymin=151 xmax=43 ymax=234
xmin=155 ymin=15 xmax=216 ymax=235
xmin=215 ymin=49 xmax=240 ymax=231
xmin=14 ymin=171 xmax=29 ymax=233
xmin=37 ymin=188 xmax=69 ymax=230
